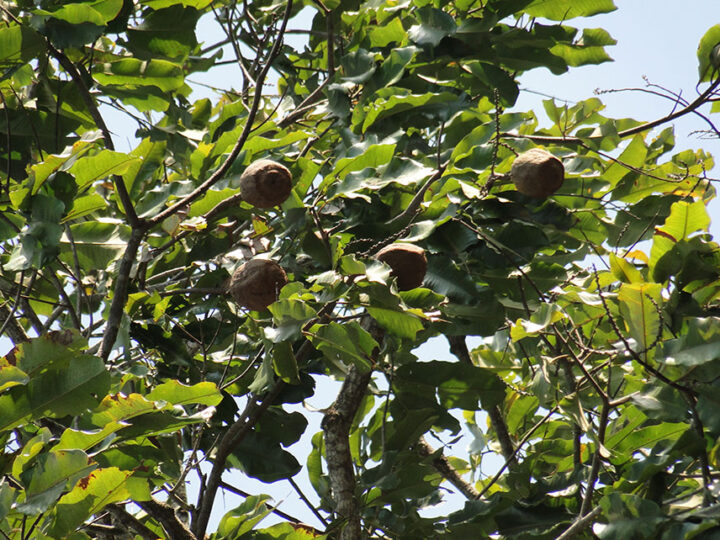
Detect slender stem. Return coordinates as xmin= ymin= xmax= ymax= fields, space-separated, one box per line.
xmin=288 ymin=476 xmax=329 ymax=527
xmin=580 ymin=402 xmax=609 ymax=516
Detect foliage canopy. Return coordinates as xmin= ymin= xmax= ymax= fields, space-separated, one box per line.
xmin=1 ymin=0 xmax=720 ymax=538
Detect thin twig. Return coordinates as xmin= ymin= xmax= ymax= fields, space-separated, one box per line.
xmin=500 ymin=77 xmax=720 ymax=145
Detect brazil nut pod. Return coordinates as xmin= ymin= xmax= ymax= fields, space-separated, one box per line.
xmin=376 ymin=243 xmax=427 ymax=291
xmin=239 ymin=160 xmax=292 ymax=208
xmin=511 ymin=148 xmax=564 ymax=198
xmin=228 ymin=259 xmax=288 ymax=310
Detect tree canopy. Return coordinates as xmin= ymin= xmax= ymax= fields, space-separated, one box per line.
xmin=1 ymin=0 xmax=720 ymax=538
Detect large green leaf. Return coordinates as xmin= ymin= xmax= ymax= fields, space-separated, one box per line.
xmin=367 ymin=306 xmax=424 ymax=339
xmin=15 ymin=449 xmax=96 ymax=515
xmin=305 ymin=321 xmax=378 ymax=372
xmin=93 ymin=58 xmax=185 ymax=91
xmin=697 ymin=24 xmax=720 ymax=81
xmin=146 ymin=380 xmax=222 ymax=407
xmin=0 ymin=354 xmax=109 ymax=431
xmin=523 ymin=0 xmax=617 ymax=20
xmin=617 ymin=282 xmax=662 ymax=353
xmin=0 ymin=25 xmax=43 ymax=62
xmin=68 ymin=150 xmax=141 ymax=189
xmin=396 ymin=360 xmax=506 ymax=410
xmin=46 ymin=467 xmax=139 ymax=537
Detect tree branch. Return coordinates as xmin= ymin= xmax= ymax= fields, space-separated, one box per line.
xmin=98 ymin=227 xmax=143 ymax=362
xmin=446 ymin=335 xmax=515 ymax=465
xmin=415 ymin=437 xmax=480 ymax=500
xmin=106 ymin=504 xmax=158 ymax=540
xmin=322 ymin=365 xmax=372 ymax=540
xmin=556 ymin=505 xmax=602 ymax=540
xmin=138 ymin=499 xmax=195 ymax=540
xmin=192 ymin=380 xmax=286 ymax=538
xmin=149 ymin=0 xmax=294 ymax=227
xmin=500 ymin=77 xmax=720 ymax=145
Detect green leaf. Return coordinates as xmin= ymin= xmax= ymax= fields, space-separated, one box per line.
xmin=609 ymin=253 xmax=644 ymax=284
xmin=523 ymin=0 xmax=617 ymax=20
xmin=93 ymin=58 xmax=185 ymax=91
xmin=0 ymin=25 xmax=43 ymax=62
xmin=90 ymin=393 xmax=158 ymax=426
xmin=396 ymin=361 xmax=506 ymax=410
xmin=510 ymin=303 xmax=566 ymax=341
xmin=655 ymin=200 xmax=710 ymax=242
xmin=617 ymin=282 xmax=662 ymax=352
xmin=305 ymin=322 xmax=378 ymax=372
xmin=697 ymin=24 xmax=720 ymax=82
xmin=217 ymin=495 xmax=273 ymax=538
xmin=649 ymin=200 xmax=711 ymax=278
xmin=56 ymin=423 xmax=127 ymax=451
xmin=34 ymin=4 xmax=106 ymax=26
xmin=369 ymin=18 xmax=407 ymax=47
xmin=272 ymin=342 xmax=300 ymax=384
xmin=356 ymin=89 xmax=460 ymax=132
xmin=0 ymin=363 xmax=28 ymax=392
xmin=367 ymin=307 xmax=424 ymax=339
xmin=340 ymin=49 xmax=376 ymax=84
xmin=146 ymin=380 xmax=222 ymax=407
xmin=327 ymin=143 xmax=396 ymax=182
xmin=602 ymin=135 xmax=647 ymax=187
xmin=141 ymin=0 xmax=213 ymax=8
xmin=408 ymin=6 xmax=456 ymax=47
xmin=68 ymin=150 xmax=141 ymax=189
xmin=47 ymin=468 xmax=135 ymax=537
xmin=60 ymin=220 xmax=130 ymax=269
xmin=16 ymin=449 xmax=96 ymax=514
xmin=230 ymin=431 xmax=301 ymax=482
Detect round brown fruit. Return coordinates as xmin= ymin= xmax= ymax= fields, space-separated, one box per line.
xmin=510 ymin=148 xmax=564 ymax=198
xmin=228 ymin=259 xmax=288 ymax=311
xmin=239 ymin=159 xmax=292 ymax=208
xmin=376 ymin=243 xmax=427 ymax=291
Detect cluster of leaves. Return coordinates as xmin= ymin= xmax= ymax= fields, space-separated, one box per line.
xmin=0 ymin=0 xmax=719 ymax=538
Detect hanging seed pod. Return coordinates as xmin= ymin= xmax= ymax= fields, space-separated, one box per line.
xmin=376 ymin=243 xmax=427 ymax=291
xmin=511 ymin=148 xmax=564 ymax=198
xmin=239 ymin=159 xmax=293 ymax=208
xmin=228 ymin=259 xmax=288 ymax=311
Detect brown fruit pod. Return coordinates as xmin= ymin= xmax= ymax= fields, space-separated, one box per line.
xmin=228 ymin=258 xmax=288 ymax=311
xmin=511 ymin=148 xmax=564 ymax=198
xmin=239 ymin=159 xmax=292 ymax=208
xmin=376 ymin=243 xmax=427 ymax=291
